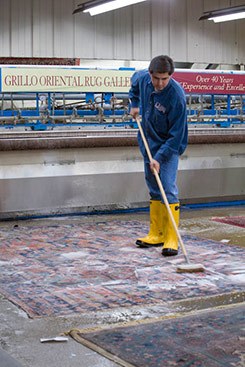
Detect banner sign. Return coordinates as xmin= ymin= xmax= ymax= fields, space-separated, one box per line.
xmin=173 ymin=71 xmax=245 ymax=94
xmin=0 ymin=66 xmax=244 ymax=94
xmin=0 ymin=67 xmax=133 ymax=93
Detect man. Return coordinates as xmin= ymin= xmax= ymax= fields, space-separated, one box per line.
xmin=129 ymin=55 xmax=188 ymax=256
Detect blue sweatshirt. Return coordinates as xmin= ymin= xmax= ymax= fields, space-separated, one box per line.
xmin=129 ymin=69 xmax=188 ymax=163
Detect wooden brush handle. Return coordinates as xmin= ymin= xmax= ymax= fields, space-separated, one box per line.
xmin=135 ymin=116 xmax=190 ymax=263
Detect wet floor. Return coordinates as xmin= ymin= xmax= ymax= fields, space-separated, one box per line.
xmin=0 ymin=204 xmax=244 ymax=367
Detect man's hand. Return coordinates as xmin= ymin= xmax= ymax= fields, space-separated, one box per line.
xmin=130 ymin=107 xmax=140 ymax=119
xmin=150 ymin=159 xmax=160 ymax=174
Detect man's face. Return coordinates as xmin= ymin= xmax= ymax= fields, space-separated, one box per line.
xmin=150 ymin=72 xmax=171 ymax=91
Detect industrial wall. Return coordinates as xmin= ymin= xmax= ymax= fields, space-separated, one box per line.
xmin=0 ymin=0 xmax=244 ymax=66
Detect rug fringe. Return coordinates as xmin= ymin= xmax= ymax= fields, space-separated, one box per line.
xmin=67 ymin=329 xmax=136 ymax=367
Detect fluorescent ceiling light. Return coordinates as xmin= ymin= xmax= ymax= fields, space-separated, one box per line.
xmin=210 ymin=12 xmax=245 ymax=23
xmin=199 ymin=5 xmax=245 ymax=23
xmin=73 ymin=0 xmax=147 ymax=16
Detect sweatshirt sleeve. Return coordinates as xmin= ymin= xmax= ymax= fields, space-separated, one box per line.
xmin=128 ymin=71 xmax=141 ymax=108
xmin=154 ymin=96 xmax=187 ymax=163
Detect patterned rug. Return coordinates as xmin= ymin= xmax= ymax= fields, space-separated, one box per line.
xmin=70 ymin=304 xmax=245 ymax=367
xmin=0 ymin=219 xmax=244 ymax=318
xmin=212 ymin=215 xmax=245 ymax=228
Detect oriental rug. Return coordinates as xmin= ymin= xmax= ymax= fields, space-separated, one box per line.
xmin=212 ymin=215 xmax=245 ymax=228
xmin=69 ymin=304 xmax=245 ymax=367
xmin=0 ymin=219 xmax=244 ymax=318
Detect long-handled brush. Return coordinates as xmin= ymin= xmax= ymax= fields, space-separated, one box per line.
xmin=136 ymin=116 xmax=205 ymax=273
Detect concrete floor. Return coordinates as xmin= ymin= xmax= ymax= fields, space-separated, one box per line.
xmin=0 ymin=204 xmax=244 ymax=367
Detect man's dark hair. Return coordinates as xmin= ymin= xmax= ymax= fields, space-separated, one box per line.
xmin=148 ymin=55 xmax=174 ymax=75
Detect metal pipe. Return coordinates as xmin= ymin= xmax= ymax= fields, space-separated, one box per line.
xmin=188 ymin=115 xmax=244 ymax=121
xmin=0 ymin=115 xmax=244 ymax=124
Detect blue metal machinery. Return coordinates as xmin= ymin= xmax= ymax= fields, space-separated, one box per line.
xmin=0 ymin=66 xmax=244 ymax=130
xmin=0 ymin=91 xmax=134 ymax=130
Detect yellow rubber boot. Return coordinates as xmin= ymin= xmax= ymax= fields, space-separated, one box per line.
xmin=136 ymin=200 xmax=165 ymax=247
xmin=161 ymin=203 xmax=180 ymax=256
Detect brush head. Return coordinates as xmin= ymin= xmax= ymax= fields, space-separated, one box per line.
xmin=176 ymin=263 xmax=205 ymax=273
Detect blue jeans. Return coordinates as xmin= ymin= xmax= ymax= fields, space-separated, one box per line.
xmin=144 ymin=153 xmax=179 ymax=204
